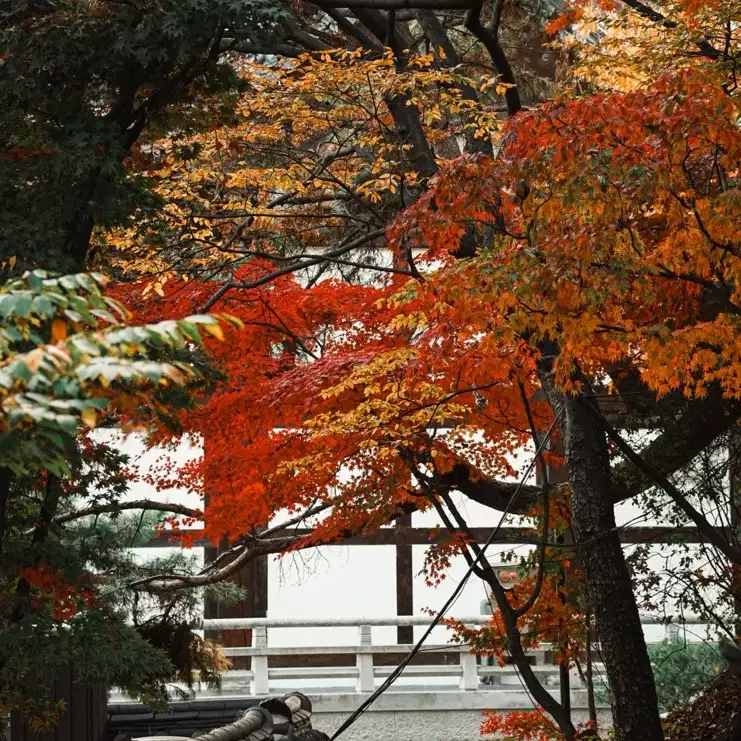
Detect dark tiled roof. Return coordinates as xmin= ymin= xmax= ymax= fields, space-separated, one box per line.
xmin=108 ymin=698 xmax=258 ymax=738
xmin=108 ymin=692 xmax=325 ymax=741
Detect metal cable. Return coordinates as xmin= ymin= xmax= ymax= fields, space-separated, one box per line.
xmin=329 ymin=420 xmax=557 ymax=740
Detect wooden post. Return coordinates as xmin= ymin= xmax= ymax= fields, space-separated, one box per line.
xmin=10 ymin=668 xmax=107 ymax=741
xmin=202 ymin=434 xmax=268 ymax=669
xmin=203 ymin=539 xmax=268 ymax=670
xmin=356 ymin=625 xmax=375 ymax=692
xmin=251 ymin=625 xmax=269 ymax=695
xmin=460 ymin=644 xmax=479 ymax=690
xmin=396 ymin=513 xmax=414 ymax=644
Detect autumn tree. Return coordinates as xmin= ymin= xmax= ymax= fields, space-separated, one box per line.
xmin=7 ymin=0 xmax=741 ymax=740
xmin=107 ymin=2 xmax=740 ymax=740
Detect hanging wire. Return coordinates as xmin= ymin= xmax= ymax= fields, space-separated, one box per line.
xmin=329 ymin=420 xmax=558 ymax=741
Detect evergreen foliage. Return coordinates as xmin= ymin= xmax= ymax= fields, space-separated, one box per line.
xmin=0 ymin=0 xmax=286 ymax=271
xmin=0 ymin=271 xmax=238 ymax=728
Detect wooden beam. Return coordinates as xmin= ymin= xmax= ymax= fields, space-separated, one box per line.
xmin=144 ymin=525 xmax=708 ymax=548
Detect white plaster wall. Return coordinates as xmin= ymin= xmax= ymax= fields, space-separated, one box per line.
xmin=310 ymin=691 xmax=612 ymax=741
xmin=90 ymin=430 xmax=719 ymax=650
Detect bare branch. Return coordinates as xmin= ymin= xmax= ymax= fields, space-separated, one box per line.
xmin=583 ymin=399 xmax=741 ymax=565
xmin=130 ymin=499 xmax=421 ymax=591
xmin=53 ymin=500 xmax=201 ymax=527
xmin=324 ymin=8 xmax=385 ymax=51
xmin=129 ymin=534 xmax=298 ymax=591
xmin=611 ymin=387 xmax=741 ymax=501
xmin=465 ymin=1 xmax=521 ymax=116
xmin=199 ymin=228 xmax=387 ymax=311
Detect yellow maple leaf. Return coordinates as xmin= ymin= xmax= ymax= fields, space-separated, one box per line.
xmin=80 ymin=407 xmax=97 ymax=428
xmin=204 ymin=323 xmax=224 ymax=341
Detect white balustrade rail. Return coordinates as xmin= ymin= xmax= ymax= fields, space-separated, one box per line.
xmin=202 ymin=614 xmax=707 ymax=697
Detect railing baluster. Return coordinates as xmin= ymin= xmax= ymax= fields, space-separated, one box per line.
xmin=459 ymin=645 xmax=479 ymax=690
xmin=251 ymin=625 xmax=269 ymax=695
xmin=356 ymin=625 xmax=374 ymax=693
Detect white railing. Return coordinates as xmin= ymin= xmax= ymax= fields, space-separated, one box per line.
xmin=202 ymin=614 xmax=708 ymax=697
xmin=205 ymin=616 xmax=491 ymax=695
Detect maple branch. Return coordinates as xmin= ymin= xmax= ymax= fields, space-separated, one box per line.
xmin=265 ymin=147 xmax=358 ymax=209
xmin=199 ymin=281 xmax=234 ymax=313
xmin=690 ymin=203 xmax=741 ymax=260
xmin=244 ymin=248 xmax=413 ymax=276
xmin=412 ymin=9 xmax=491 ymax=155
xmin=305 ymin=255 xmax=414 ymax=276
xmin=199 ymin=228 xmax=387 ymax=311
xmin=204 ymin=501 xmax=336 ymax=574
xmin=235 ymin=228 xmax=386 ymax=281
xmin=189 ymin=146 xmax=365 ymax=250
xmin=582 ymin=398 xmax=741 ymax=565
xmin=258 ymin=299 xmax=320 ymax=360
xmin=619 ymin=0 xmax=721 ymax=59
xmin=465 ymin=1 xmax=521 ymax=116
xmin=267 ymin=193 xmax=355 ymax=206
xmin=413 ymin=9 xmax=459 ymax=63
xmin=52 ymin=500 xmax=202 ymax=527
xmin=437 ymin=490 xmax=577 ymax=738
xmin=512 ymin=383 xmax=550 ymax=619
xmin=342 ymin=9 xmax=438 ymax=178
xmin=439 ymin=463 xmax=541 ymax=512
xmin=422 ymin=488 xmax=488 ymax=580
xmin=440 ymin=384 xmax=741 ymax=517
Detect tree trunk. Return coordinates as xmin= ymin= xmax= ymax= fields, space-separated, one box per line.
xmin=538 ymin=354 xmax=664 ymax=741
xmin=729 ymin=428 xmax=741 ymax=636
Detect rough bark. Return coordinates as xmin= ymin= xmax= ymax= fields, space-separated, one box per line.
xmin=538 ymin=348 xmax=664 ymax=741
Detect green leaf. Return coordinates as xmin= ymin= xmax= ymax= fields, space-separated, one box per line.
xmin=31 ymin=295 xmax=54 ymax=317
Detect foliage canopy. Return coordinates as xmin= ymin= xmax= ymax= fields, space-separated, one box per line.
xmin=3 ymin=0 xmax=741 ymax=738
